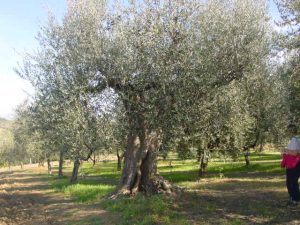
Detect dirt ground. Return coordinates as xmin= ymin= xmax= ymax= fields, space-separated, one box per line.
xmin=176 ymin=174 xmax=300 ymax=225
xmin=2 ymin=164 xmax=300 ymax=225
xmin=0 ymin=166 xmax=118 ymax=225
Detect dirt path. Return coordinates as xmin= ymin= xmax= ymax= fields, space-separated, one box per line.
xmin=0 ymin=167 xmax=118 ymax=225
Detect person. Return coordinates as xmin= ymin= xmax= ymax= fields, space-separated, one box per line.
xmin=281 ymin=124 xmax=300 ymax=206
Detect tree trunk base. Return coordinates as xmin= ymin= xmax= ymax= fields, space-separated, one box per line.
xmin=109 ymin=176 xmax=182 ymax=199
xmin=141 ymin=175 xmax=175 ymax=195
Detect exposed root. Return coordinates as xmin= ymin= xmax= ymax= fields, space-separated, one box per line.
xmin=141 ymin=175 xmax=183 ymax=195
xmin=108 ymin=176 xmax=184 ymax=200
xmin=107 ymin=188 xmax=132 ymax=200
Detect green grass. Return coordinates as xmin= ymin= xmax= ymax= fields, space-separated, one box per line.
xmin=159 ymin=153 xmax=284 ymax=184
xmin=51 ymin=177 xmax=115 ymax=202
xmin=64 ymin=183 xmax=114 ymax=202
xmin=102 ymin=194 xmax=190 ymax=225
xmin=45 ymin=151 xmax=295 ymax=225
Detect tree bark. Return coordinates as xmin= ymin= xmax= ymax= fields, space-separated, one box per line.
xmin=139 ymin=139 xmax=159 ymax=193
xmin=92 ymin=152 xmax=96 ymax=166
xmin=117 ymin=149 xmax=124 ymax=171
xmin=70 ymin=158 xmax=80 ymax=183
xmin=117 ymin=125 xmax=166 ymax=195
xmin=118 ymin=131 xmax=144 ymax=195
xmin=259 ymin=143 xmax=264 ymax=152
xmin=198 ymin=150 xmax=209 ymax=177
xmin=113 ymin=93 xmax=175 ymax=197
xmin=244 ymin=151 xmax=250 ymax=166
xmin=58 ymin=147 xmax=64 ymax=177
xmin=47 ymin=158 xmax=52 ymax=175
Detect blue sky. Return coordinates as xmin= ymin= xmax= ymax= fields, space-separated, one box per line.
xmin=0 ymin=0 xmax=66 ymax=119
xmin=0 ymin=0 xmax=281 ymax=119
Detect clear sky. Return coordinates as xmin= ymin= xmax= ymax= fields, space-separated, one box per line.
xmin=0 ymin=0 xmax=66 ymax=119
xmin=0 ymin=0 xmax=281 ymax=120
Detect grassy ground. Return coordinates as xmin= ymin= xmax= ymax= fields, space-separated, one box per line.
xmin=0 ymin=167 xmax=119 ymax=225
xmin=46 ymin=152 xmax=300 ymax=225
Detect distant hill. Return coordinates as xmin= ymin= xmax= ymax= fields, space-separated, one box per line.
xmin=0 ymin=118 xmax=13 ymax=146
xmin=0 ymin=117 xmax=7 ymax=123
xmin=0 ymin=117 xmax=12 ymax=129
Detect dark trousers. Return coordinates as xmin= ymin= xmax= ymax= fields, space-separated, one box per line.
xmin=286 ymin=161 xmax=300 ymax=201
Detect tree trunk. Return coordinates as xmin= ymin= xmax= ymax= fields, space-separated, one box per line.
xmin=139 ymin=141 xmax=159 ymax=193
xmin=244 ymin=151 xmax=250 ymax=166
xmin=259 ymin=143 xmax=264 ymax=152
xmin=197 ymin=148 xmax=202 ymax=162
xmin=92 ymin=152 xmax=96 ymax=166
xmin=198 ymin=150 xmax=209 ymax=177
xmin=199 ymin=161 xmax=208 ymax=177
xmin=118 ymin=131 xmax=144 ymax=195
xmin=70 ymin=158 xmax=80 ymax=183
xmin=39 ymin=160 xmax=44 ymax=167
xmin=47 ymin=158 xmax=52 ymax=175
xmin=117 ymin=149 xmax=123 ymax=171
xmin=58 ymin=147 xmax=64 ymax=177
xmin=116 ymin=126 xmax=169 ymax=196
xmin=113 ymin=93 xmax=176 ymax=197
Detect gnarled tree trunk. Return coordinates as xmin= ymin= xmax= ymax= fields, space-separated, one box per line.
xmin=118 ymin=130 xmax=145 ymax=195
xmin=138 ymin=135 xmax=160 ymax=193
xmin=116 ymin=120 xmax=171 ymax=196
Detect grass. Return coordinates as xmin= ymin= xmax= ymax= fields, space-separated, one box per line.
xmin=50 ymin=163 xmax=118 ymax=202
xmin=53 ymin=181 xmax=115 ymax=202
xmin=102 ymin=194 xmax=190 ymax=225
xmin=45 ymin=151 xmax=300 ymax=224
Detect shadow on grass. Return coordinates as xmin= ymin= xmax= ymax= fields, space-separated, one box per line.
xmin=175 ymin=176 xmax=299 ymax=225
xmin=208 ymin=162 xmax=283 ymax=173
xmin=191 ymin=177 xmax=285 ymax=191
xmin=160 ymin=152 xmax=281 ymax=163
xmin=0 ymin=170 xmax=54 ymax=192
xmin=160 ymin=162 xmax=285 ymax=184
xmin=234 ymin=153 xmax=281 ymax=162
xmin=246 ymin=153 xmax=281 ymax=161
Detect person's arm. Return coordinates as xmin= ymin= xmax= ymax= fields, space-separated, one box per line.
xmin=285 ymin=149 xmax=299 ymax=156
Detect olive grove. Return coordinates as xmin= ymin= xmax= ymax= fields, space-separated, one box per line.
xmin=11 ymin=0 xmax=299 ymax=196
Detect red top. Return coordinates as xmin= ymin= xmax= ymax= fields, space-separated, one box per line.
xmin=281 ymin=153 xmax=300 ymax=169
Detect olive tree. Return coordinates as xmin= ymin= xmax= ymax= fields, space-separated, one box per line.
xmin=18 ymin=0 xmax=272 ymax=195
xmin=276 ymin=0 xmax=300 ymax=129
